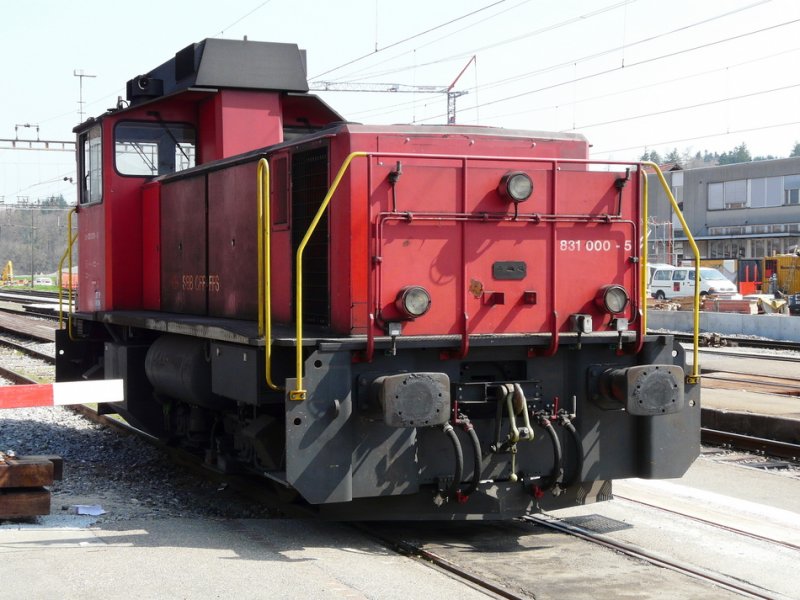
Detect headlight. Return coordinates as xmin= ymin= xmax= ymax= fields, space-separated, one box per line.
xmin=595 ymin=284 xmax=629 ymax=314
xmin=497 ymin=171 xmax=533 ymax=203
xmin=396 ymin=286 xmax=431 ymax=318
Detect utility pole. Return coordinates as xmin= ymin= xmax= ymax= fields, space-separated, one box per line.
xmin=73 ymin=69 xmax=96 ymax=123
xmin=446 ymin=56 xmax=476 ymax=125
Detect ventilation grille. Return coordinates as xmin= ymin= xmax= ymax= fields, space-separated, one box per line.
xmin=291 ymin=146 xmax=330 ymax=326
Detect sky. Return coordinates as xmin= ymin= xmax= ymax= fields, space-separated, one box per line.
xmin=2 ymin=0 xmax=800 ymax=205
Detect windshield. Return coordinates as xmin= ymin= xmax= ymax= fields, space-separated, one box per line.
xmin=115 ymin=121 xmax=196 ymax=176
xmin=699 ymin=268 xmax=727 ymax=280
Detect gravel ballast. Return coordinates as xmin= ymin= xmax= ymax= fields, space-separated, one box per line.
xmin=1 ymin=406 xmax=274 ymax=524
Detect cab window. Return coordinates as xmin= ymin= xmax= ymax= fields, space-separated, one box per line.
xmin=672 ymin=269 xmax=688 ymax=281
xmin=115 ymin=121 xmax=196 ymax=176
xmin=79 ymin=125 xmax=102 ymax=204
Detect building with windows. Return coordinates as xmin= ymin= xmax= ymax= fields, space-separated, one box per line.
xmin=647 ymin=157 xmax=800 ymax=263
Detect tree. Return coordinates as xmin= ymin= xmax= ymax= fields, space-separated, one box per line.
xmin=0 ymin=203 xmax=74 ymax=277
xmin=639 ymin=149 xmax=662 ymax=163
xmin=718 ymin=142 xmax=751 ymax=165
xmin=664 ymin=148 xmax=682 ymax=164
xmin=790 ymin=142 xmax=800 ymax=158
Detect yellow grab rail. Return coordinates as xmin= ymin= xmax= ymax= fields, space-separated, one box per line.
xmin=291 ymin=151 xmax=367 ymax=401
xmin=57 ymin=208 xmax=78 ymax=338
xmin=641 ymin=172 xmax=649 ymax=332
xmin=644 ymin=162 xmax=701 ymax=384
xmin=257 ymin=158 xmax=283 ymax=391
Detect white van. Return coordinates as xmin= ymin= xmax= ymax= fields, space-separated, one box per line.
xmin=646 ymin=263 xmax=674 ymax=298
xmin=650 ymin=266 xmax=737 ymax=299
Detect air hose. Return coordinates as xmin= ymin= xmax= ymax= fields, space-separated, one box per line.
xmin=457 ymin=415 xmax=482 ymax=497
xmin=442 ymin=423 xmax=464 ymax=499
xmin=559 ymin=412 xmax=584 ymax=487
xmin=537 ymin=414 xmax=564 ymax=493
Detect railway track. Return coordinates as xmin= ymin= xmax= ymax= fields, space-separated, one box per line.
xmin=701 ymin=372 xmax=800 ymax=396
xmin=613 ymin=488 xmax=800 ymax=553
xmin=702 ymin=428 xmax=800 ymax=462
xmin=523 ymin=513 xmax=787 ymax=600
xmin=358 ymin=525 xmax=528 ymax=600
xmin=675 ymin=333 xmax=800 ymax=353
xmin=0 ymin=335 xmax=55 ymax=365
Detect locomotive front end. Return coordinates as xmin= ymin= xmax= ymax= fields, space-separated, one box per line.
xmin=278 ymin=128 xmax=700 ymax=519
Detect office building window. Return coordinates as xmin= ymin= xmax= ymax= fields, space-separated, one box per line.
xmin=785 ymin=175 xmax=800 ymax=205
xmin=708 ymin=182 xmax=723 ymax=210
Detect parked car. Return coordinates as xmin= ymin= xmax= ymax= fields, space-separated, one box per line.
xmin=650 ymin=266 xmax=737 ymax=300
xmin=33 ymin=277 xmax=53 ymax=286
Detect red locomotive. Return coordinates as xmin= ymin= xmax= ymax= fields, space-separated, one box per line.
xmin=56 ymin=39 xmax=700 ymax=519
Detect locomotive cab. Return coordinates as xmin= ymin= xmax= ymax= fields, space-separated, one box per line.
xmin=73 ymin=38 xmax=342 ymax=313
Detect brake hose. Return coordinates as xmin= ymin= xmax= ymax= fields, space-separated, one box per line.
xmin=537 ymin=415 xmax=564 ymax=492
xmin=442 ymin=423 xmax=464 ymax=499
xmin=559 ymin=413 xmax=584 ymax=487
xmin=458 ymin=416 xmax=482 ymax=497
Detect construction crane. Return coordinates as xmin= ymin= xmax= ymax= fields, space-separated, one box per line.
xmin=310 ymin=56 xmax=476 ymax=125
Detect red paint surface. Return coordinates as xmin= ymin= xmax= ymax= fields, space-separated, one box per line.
xmin=208 ymin=162 xmax=259 ymax=319
xmin=324 ymin=129 xmax=639 ymax=340
xmin=142 ymin=182 xmax=161 ymax=310
xmin=0 ymin=384 xmax=53 ymax=409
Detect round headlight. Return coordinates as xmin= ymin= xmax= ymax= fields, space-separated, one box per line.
xmin=595 ymin=284 xmax=629 ymax=314
xmin=498 ymin=171 xmax=533 ymax=203
xmin=396 ymin=286 xmax=431 ymax=318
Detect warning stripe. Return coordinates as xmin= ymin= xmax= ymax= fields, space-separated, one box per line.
xmin=0 ymin=379 xmax=124 ymax=410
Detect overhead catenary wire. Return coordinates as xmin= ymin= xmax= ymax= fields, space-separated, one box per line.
xmin=310 ymin=0 xmax=508 ymax=80
xmin=213 ymin=0 xmax=274 ymax=37
xmin=333 ymin=0 xmax=636 ymax=83
xmin=593 ymin=118 xmax=800 ymax=157
xmin=564 ymin=81 xmax=800 ymax=133
xmin=338 ymin=0 xmax=767 ymax=85
xmin=411 ymin=15 xmax=800 ymax=124
xmin=473 ymin=45 xmax=800 ymax=123
xmin=342 ymin=1 xmax=779 ymax=123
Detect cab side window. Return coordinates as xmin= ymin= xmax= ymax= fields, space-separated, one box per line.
xmin=672 ymin=269 xmax=688 ymax=281
xmin=79 ymin=125 xmax=103 ymax=204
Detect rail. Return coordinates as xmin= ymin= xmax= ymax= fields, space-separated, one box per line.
xmin=644 ymin=162 xmax=701 ymax=384
xmin=257 ymin=158 xmax=282 ymax=392
xmin=286 ymin=153 xmax=698 ymax=400
xmin=57 ymin=208 xmax=78 ymax=339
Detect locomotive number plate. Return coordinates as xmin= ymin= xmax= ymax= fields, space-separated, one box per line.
xmin=493 ymin=261 xmax=526 ymax=280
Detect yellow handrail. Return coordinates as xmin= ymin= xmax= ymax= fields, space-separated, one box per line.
xmin=641 ymin=172 xmax=649 ymax=332
xmin=291 ymin=151 xmax=367 ymax=401
xmin=57 ymin=208 xmax=78 ymax=338
xmin=644 ymin=162 xmax=701 ymax=384
xmin=257 ymin=158 xmax=282 ymax=391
